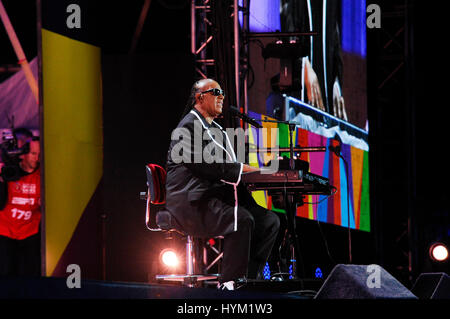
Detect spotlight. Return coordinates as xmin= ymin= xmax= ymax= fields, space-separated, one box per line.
xmin=160 ymin=249 xmax=179 ymax=267
xmin=429 ymin=243 xmax=449 ymax=262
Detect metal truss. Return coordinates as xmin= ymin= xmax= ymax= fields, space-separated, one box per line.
xmin=190 ymin=0 xmax=216 ymax=80
xmin=372 ymin=1 xmax=417 ymax=285
xmin=191 ymin=0 xmax=249 ymax=113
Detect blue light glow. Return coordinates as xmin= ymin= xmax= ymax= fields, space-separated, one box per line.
xmin=263 ymin=262 xmax=271 ymax=280
xmin=239 ymin=0 xmax=281 ymax=32
xmin=315 ymin=267 xmax=323 ymax=279
xmin=288 ymin=263 xmax=294 ymax=279
xmin=341 ymin=0 xmax=367 ymax=57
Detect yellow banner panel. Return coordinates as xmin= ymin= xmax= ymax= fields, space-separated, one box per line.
xmin=42 ymin=29 xmax=103 ymax=276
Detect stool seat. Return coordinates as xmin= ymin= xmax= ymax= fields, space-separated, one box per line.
xmin=143 ymin=163 xmax=223 ymax=287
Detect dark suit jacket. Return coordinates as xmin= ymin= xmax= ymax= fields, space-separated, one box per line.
xmin=165 ymin=108 xmax=244 ymax=237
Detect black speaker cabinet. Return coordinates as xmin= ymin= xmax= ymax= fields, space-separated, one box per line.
xmin=411 ymin=273 xmax=450 ymax=299
xmin=314 ymin=264 xmax=417 ymax=299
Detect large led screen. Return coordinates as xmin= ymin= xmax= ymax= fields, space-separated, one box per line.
xmin=246 ymin=0 xmax=369 ymax=231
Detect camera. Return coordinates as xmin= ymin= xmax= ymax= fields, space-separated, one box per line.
xmin=0 ymin=130 xmax=30 ymax=181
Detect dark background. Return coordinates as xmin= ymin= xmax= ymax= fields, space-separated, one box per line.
xmin=0 ymin=0 xmax=448 ymax=287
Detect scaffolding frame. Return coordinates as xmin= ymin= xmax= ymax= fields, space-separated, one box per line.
xmin=190 ymin=0 xmax=249 ymax=114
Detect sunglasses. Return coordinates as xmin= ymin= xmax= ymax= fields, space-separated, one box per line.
xmin=200 ymin=88 xmax=225 ymax=97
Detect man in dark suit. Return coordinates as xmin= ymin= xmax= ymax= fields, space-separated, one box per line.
xmin=165 ymin=79 xmax=280 ymax=290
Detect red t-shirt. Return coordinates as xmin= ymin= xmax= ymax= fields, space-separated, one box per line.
xmin=0 ymin=168 xmax=41 ymax=240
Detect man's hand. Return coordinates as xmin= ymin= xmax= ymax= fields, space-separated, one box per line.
xmin=304 ymin=58 xmax=325 ymax=111
xmin=332 ymin=79 xmax=348 ymax=121
xmin=242 ymin=164 xmax=259 ymax=173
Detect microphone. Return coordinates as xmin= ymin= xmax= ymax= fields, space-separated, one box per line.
xmin=229 ymin=105 xmax=262 ymax=128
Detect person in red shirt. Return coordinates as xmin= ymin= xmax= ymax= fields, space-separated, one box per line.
xmin=0 ymin=128 xmax=41 ymax=277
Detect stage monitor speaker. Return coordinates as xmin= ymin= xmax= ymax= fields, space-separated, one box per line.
xmin=411 ymin=273 xmax=450 ymax=299
xmin=314 ymin=264 xmax=417 ymax=299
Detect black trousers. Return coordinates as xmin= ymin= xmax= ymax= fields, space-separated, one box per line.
xmin=220 ymin=204 xmax=280 ymax=283
xmin=0 ymin=233 xmax=41 ymax=277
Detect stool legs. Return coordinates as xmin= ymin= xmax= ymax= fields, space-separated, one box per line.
xmin=186 ymin=236 xmax=194 ymax=276
xmin=156 ymin=235 xmax=220 ymax=287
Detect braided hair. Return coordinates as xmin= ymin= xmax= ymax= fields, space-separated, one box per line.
xmin=179 ymin=78 xmax=215 ymax=120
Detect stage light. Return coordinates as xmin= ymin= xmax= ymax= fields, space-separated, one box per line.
xmin=160 ymin=249 xmax=179 ymax=267
xmin=429 ymin=243 xmax=449 ymax=262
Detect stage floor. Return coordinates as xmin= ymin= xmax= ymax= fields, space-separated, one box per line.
xmin=0 ymin=277 xmax=321 ymax=299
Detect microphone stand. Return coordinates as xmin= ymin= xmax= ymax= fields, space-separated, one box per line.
xmin=245 ymin=113 xmax=352 ymax=270
xmin=235 ymin=112 xmax=330 ymax=279
xmin=254 ymin=116 xmax=326 ymax=279
xmin=262 ymin=118 xmax=301 ymax=278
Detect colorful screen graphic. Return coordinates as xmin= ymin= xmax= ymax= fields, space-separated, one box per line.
xmin=244 ymin=0 xmax=370 ymax=231
xmin=248 ymin=99 xmax=370 ymax=231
